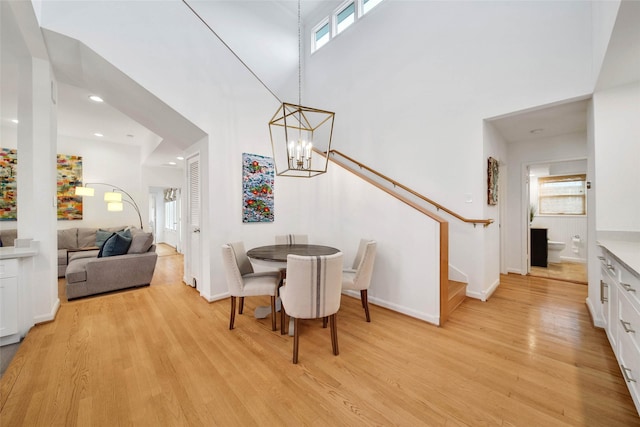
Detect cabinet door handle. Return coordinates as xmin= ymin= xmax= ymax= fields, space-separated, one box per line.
xmin=598 ymin=256 xmax=606 ymax=261
xmin=620 ymin=320 xmax=635 ymax=333
xmin=622 ymin=283 xmax=637 ymax=293
xmin=607 ymin=264 xmax=616 ymax=272
xmin=601 ymin=280 xmax=608 ymax=303
xmin=621 ymin=365 xmax=637 ymax=383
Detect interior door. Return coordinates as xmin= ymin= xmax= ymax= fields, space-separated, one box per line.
xmin=186 ymin=154 xmax=201 ymax=288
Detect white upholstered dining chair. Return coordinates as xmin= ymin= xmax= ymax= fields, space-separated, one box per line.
xmin=221 ymin=242 xmax=281 ymax=331
xmin=342 ymin=239 xmax=377 ymax=322
xmin=275 ymin=234 xmax=308 ymax=245
xmin=279 ymin=252 xmax=343 ymax=364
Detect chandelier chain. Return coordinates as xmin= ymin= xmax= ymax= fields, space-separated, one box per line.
xmin=182 ymin=0 xmax=283 ymax=104
xmin=298 ymin=0 xmax=302 ymax=107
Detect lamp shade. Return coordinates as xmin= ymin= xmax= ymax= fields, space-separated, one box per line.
xmin=104 ymin=191 xmax=122 ymax=202
xmin=107 ymin=201 xmax=124 ymax=212
xmin=75 ymin=186 xmax=95 ymax=197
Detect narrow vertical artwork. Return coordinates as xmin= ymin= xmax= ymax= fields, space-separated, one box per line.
xmin=487 ymin=156 xmax=499 ymax=205
xmin=0 ymin=148 xmax=18 ymax=220
xmin=57 ymin=154 xmax=83 ymax=220
xmin=242 ymin=153 xmax=274 ymax=223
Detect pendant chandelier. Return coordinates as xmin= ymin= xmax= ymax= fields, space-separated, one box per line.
xmin=268 ymin=0 xmax=335 ymax=177
xmin=183 ymin=0 xmax=334 ymax=177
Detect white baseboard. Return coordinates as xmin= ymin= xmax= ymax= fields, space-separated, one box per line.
xmin=34 ymin=298 xmax=60 ymax=324
xmin=586 ymin=297 xmax=605 ymax=328
xmin=507 ymin=268 xmax=523 ymax=275
xmin=560 ymin=256 xmax=586 ymax=264
xmin=343 ymin=290 xmax=440 ymax=326
xmin=202 ymin=290 xmax=229 ymax=303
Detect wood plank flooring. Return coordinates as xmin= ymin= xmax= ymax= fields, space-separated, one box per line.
xmin=1 ymin=252 xmax=638 ymax=426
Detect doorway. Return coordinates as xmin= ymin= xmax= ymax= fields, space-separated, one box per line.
xmin=526 ymin=159 xmax=588 ymax=284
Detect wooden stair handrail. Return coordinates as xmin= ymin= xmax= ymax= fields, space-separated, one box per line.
xmin=328 ymin=150 xmax=494 ymax=228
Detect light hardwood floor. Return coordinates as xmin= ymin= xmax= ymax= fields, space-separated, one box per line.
xmin=1 ymin=252 xmax=638 ymax=426
xmin=530 ymin=261 xmax=588 ymax=284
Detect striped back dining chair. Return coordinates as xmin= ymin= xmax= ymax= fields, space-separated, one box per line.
xmin=342 ymin=239 xmax=377 ymax=322
xmin=275 ymin=234 xmax=308 ymax=245
xmin=221 ymin=242 xmax=281 ymax=331
xmin=279 ymin=252 xmax=343 ymax=364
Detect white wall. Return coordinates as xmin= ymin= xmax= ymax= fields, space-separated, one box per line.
xmin=505 ymin=132 xmax=587 ymax=274
xmin=306 ymin=0 xmax=594 ymax=295
xmin=57 ymin=136 xmax=145 ymax=230
xmin=592 ymin=81 xmax=640 ymax=232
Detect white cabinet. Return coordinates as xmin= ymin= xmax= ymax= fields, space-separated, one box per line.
xmin=0 ymin=259 xmax=19 ymax=338
xmin=599 ymin=245 xmax=640 ymax=414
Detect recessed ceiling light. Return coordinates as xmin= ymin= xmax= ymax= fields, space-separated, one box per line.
xmin=168 ymin=161 xmax=177 ymax=166
xmin=530 ymin=128 xmax=544 ymax=134
xmin=88 ymin=95 xmax=104 ymax=103
xmin=176 ymin=156 xmax=184 ymax=160
xmin=94 ymin=132 xmax=104 ymax=137
xmin=10 ymin=119 xmax=19 ymax=124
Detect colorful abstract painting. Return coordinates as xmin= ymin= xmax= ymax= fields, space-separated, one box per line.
xmin=487 ymin=156 xmax=499 ymax=205
xmin=0 ymin=148 xmax=18 ymax=220
xmin=57 ymin=154 xmax=83 ymax=220
xmin=242 ymin=153 xmax=274 ymax=223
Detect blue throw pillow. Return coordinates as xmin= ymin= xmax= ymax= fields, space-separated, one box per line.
xmin=96 ymin=230 xmax=114 ymax=248
xmin=98 ymin=230 xmax=132 ymax=258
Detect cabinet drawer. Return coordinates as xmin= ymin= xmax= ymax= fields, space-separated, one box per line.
xmin=0 ymin=259 xmax=18 ymax=279
xmin=0 ymin=276 xmax=18 ymax=337
xmin=620 ymin=267 xmax=640 ymax=308
xmin=619 ymin=331 xmax=640 ymax=412
xmin=619 ymin=291 xmax=640 ymax=352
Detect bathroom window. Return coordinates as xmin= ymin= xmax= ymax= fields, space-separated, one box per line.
xmin=538 ymin=174 xmax=586 ymax=215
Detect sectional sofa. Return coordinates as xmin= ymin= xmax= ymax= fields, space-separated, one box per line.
xmin=0 ymin=226 xmax=158 ymax=300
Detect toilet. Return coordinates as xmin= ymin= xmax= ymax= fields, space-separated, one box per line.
xmin=547 ymin=241 xmax=566 ymax=264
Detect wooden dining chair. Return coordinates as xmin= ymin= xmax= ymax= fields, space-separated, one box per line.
xmin=275 ymin=234 xmax=308 ymax=245
xmin=342 ymin=239 xmax=377 ymax=322
xmin=221 ymin=242 xmax=281 ymax=331
xmin=279 ymin=252 xmax=343 ymax=364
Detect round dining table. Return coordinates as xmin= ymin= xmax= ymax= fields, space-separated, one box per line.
xmin=247 ymin=244 xmax=340 ymax=268
xmin=247 ymin=244 xmax=341 ymax=335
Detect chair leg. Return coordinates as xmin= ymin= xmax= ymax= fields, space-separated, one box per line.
xmin=322 ymin=317 xmax=328 ymax=328
xmin=293 ymin=318 xmax=300 ymax=364
xmin=229 ymin=296 xmax=236 ymax=330
xmin=281 ymin=306 xmax=287 ymax=335
xmin=330 ymin=314 xmax=339 ymax=356
xmin=239 ymin=297 xmax=245 ymax=314
xmin=361 ymin=290 xmax=371 ymax=322
xmin=270 ymin=296 xmax=277 ymax=331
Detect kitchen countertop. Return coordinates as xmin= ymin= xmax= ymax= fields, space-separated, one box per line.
xmin=0 ymin=246 xmax=38 ymax=260
xmin=598 ymin=238 xmax=640 ymax=277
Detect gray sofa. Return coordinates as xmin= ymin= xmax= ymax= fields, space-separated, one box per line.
xmin=0 ymin=226 xmax=158 ymax=300
xmin=62 ymin=227 xmax=158 ymax=300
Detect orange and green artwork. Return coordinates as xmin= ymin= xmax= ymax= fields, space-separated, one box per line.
xmin=57 ymin=154 xmax=83 ymax=220
xmin=0 ymin=148 xmax=18 ymax=221
xmin=242 ymin=153 xmax=274 ymax=223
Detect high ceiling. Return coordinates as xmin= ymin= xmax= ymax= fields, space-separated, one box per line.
xmin=3 ymin=0 xmax=638 ymax=164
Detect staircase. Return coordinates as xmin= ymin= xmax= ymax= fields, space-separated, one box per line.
xmin=448 ymin=280 xmax=467 ymax=316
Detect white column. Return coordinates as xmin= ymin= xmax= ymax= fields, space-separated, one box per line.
xmin=17 ymin=55 xmax=59 ymax=326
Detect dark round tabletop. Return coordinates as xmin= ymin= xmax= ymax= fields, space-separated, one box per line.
xmin=247 ymin=244 xmax=340 ymax=262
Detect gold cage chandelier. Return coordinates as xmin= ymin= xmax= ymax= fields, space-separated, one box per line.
xmin=183 ymin=0 xmax=335 ymax=177
xmin=268 ymin=0 xmax=335 ymax=178
xmin=269 ymin=103 xmax=334 ymax=177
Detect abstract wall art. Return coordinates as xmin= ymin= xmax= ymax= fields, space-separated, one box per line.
xmin=57 ymin=153 xmax=83 ymax=220
xmin=0 ymin=148 xmax=18 ymax=221
xmin=242 ymin=153 xmax=274 ymax=223
xmin=487 ymin=156 xmax=499 ymax=206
